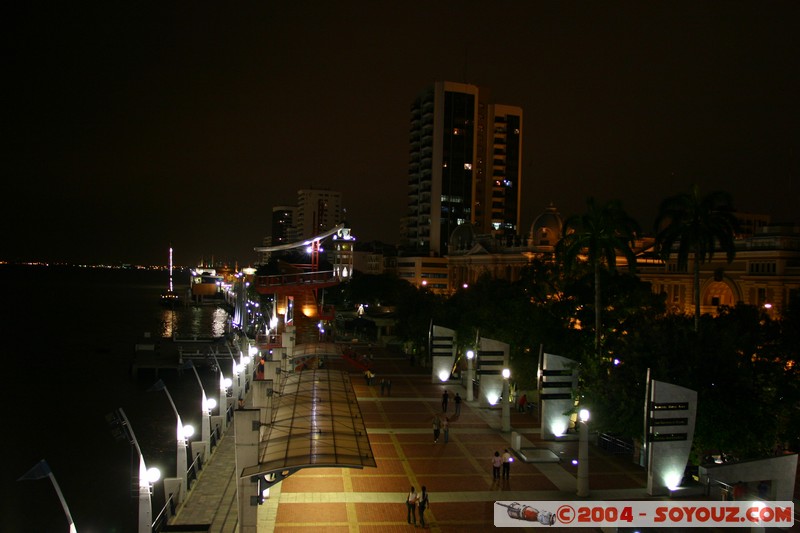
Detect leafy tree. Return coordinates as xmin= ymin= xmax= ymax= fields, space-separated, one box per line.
xmin=393 ymin=284 xmax=445 ymax=364
xmin=654 ymin=184 xmax=738 ymax=331
xmin=556 ymin=197 xmax=640 ymax=354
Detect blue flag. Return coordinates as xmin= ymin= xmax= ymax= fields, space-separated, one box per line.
xmin=147 ymin=379 xmax=166 ymax=392
xmin=18 ymin=459 xmax=51 ymax=481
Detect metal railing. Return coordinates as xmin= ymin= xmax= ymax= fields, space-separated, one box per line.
xmin=597 ymin=433 xmax=634 ymax=455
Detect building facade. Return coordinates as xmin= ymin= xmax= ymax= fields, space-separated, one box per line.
xmin=296 ymin=188 xmax=342 ymax=240
xmin=638 ymin=224 xmax=800 ymax=318
xmin=389 ymin=256 xmax=449 ymax=294
xmin=271 ymin=206 xmax=297 ymax=247
xmin=402 ymin=82 xmax=523 ymax=257
xmin=446 ymin=203 xmax=800 ymax=319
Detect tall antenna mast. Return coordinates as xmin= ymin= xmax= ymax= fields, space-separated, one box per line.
xmin=169 ymin=246 xmax=174 ymax=292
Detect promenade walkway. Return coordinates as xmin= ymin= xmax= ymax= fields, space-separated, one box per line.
xmin=171 ymin=345 xmax=650 ymax=532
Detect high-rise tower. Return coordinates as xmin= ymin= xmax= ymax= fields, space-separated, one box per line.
xmin=296 ymin=188 xmax=342 ymax=240
xmin=402 ymin=82 xmax=522 ymax=256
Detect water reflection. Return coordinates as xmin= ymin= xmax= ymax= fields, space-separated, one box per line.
xmin=159 ymin=305 xmax=231 ymax=338
xmin=161 ymin=309 xmax=178 ymax=337
xmin=212 ymin=307 xmax=228 ymax=337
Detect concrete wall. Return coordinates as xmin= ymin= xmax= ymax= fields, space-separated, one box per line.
xmin=539 ymin=353 xmax=578 ymax=440
xmin=235 ymin=409 xmax=261 ymax=533
xmin=646 ymin=380 xmax=697 ymax=496
xmin=431 ymin=325 xmax=456 ymax=383
xmin=700 ymin=454 xmax=798 ymax=502
xmin=477 ymin=337 xmax=509 ymax=407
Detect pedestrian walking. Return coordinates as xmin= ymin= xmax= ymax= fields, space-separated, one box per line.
xmin=454 ymin=392 xmax=462 ymax=416
xmin=441 ymin=390 xmax=449 ymax=413
xmin=502 ymin=449 xmax=512 ymax=479
xmin=492 ymin=451 xmax=502 ymax=480
xmin=418 ymin=486 xmax=430 ymax=528
xmin=432 ymin=415 xmax=441 ymax=443
xmin=406 ymin=486 xmax=418 ymax=525
xmin=380 ymin=378 xmax=386 ymax=396
xmin=443 ymin=416 xmax=449 ymax=443
xmin=256 ymin=356 xmax=265 ymax=380
xmin=386 ymin=379 xmax=392 ymax=396
xmin=518 ymin=394 xmax=527 ymax=413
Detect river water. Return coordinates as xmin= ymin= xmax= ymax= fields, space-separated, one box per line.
xmin=0 ymin=264 xmax=230 ymax=532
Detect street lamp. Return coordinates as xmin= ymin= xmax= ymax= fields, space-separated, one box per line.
xmin=502 ymin=368 xmax=511 ymax=432
xmin=186 ymin=361 xmax=212 ymax=459
xmin=112 ymin=408 xmax=160 ymax=533
xmin=149 ymin=380 xmax=193 ymax=495
xmin=466 ymin=350 xmax=475 ymax=401
xmin=18 ymin=460 xmax=77 ymax=533
xmin=226 ymin=343 xmax=242 ymax=403
xmin=577 ymin=408 xmax=590 ymax=497
xmin=210 ymin=351 xmax=230 ymax=425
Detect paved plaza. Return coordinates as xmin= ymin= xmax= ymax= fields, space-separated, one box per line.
xmin=172 ymin=345 xmax=652 ymax=532
xmin=263 ymin=348 xmax=648 ymax=533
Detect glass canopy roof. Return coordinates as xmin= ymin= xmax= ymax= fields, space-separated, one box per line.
xmin=240 ymin=368 xmax=375 ymax=483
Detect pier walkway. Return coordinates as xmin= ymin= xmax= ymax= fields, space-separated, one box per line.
xmin=169 ymin=345 xmax=650 ymax=532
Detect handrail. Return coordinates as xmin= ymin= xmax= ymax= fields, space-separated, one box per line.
xmin=151 ymin=492 xmax=177 ymax=532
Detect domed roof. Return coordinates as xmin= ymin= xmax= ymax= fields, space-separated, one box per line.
xmin=449 ymin=223 xmax=478 ymax=251
xmin=530 ymin=203 xmax=563 ymax=247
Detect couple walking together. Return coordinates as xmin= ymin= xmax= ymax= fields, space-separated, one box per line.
xmin=432 ymin=414 xmax=449 ymax=443
xmin=406 ymin=486 xmax=429 ymax=527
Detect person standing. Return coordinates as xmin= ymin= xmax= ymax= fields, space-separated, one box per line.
xmin=454 ymin=392 xmax=462 ymax=416
xmin=442 ymin=416 xmax=449 ymax=443
xmin=518 ymin=394 xmax=527 ymax=413
xmin=502 ymin=449 xmax=512 ymax=479
xmin=406 ymin=486 xmax=418 ymax=525
xmin=386 ymin=379 xmax=392 ymax=396
xmin=432 ymin=415 xmax=441 ymax=443
xmin=492 ymin=451 xmax=503 ymax=480
xmin=441 ymin=390 xmax=449 ymax=413
xmin=380 ymin=378 xmax=386 ymax=396
xmin=418 ymin=486 xmax=429 ymax=528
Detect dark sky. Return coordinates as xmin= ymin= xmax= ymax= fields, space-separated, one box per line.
xmin=3 ymin=2 xmax=799 ymax=266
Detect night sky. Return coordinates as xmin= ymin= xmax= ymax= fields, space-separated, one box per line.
xmin=3 ymin=2 xmax=798 ymax=266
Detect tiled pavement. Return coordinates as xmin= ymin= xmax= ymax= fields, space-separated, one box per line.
xmin=172 ymin=346 xmax=651 ymax=532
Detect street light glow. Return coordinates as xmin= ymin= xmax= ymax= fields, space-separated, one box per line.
xmin=502 ymin=368 xmax=510 ymax=379
xmin=466 ymin=350 xmax=474 ymax=360
xmin=145 ymin=467 xmax=161 ymax=483
xmin=579 ymin=408 xmax=590 ymax=422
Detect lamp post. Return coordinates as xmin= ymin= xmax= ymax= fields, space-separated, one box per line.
xmin=226 ymin=343 xmax=242 ymax=404
xmin=466 ymin=350 xmax=475 ymax=401
xmin=577 ymin=408 xmax=590 ymax=497
xmin=187 ymin=361 xmax=212 ymax=459
xmin=18 ymin=460 xmax=77 ymax=533
xmin=501 ymin=368 xmax=511 ymax=432
xmin=115 ymin=408 xmax=160 ymax=533
xmin=210 ymin=351 xmax=231 ymax=425
xmin=150 ymin=380 xmax=193 ymax=495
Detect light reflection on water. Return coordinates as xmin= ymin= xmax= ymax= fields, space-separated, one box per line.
xmin=159 ymin=305 xmax=231 ymax=338
xmin=212 ymin=307 xmax=228 ymax=336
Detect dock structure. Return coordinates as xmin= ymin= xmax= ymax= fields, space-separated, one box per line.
xmin=131 ymin=334 xmax=232 ymax=378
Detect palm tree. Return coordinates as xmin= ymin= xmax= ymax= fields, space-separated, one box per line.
xmin=557 ymin=197 xmax=639 ymax=354
xmin=654 ymin=184 xmax=738 ymax=331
